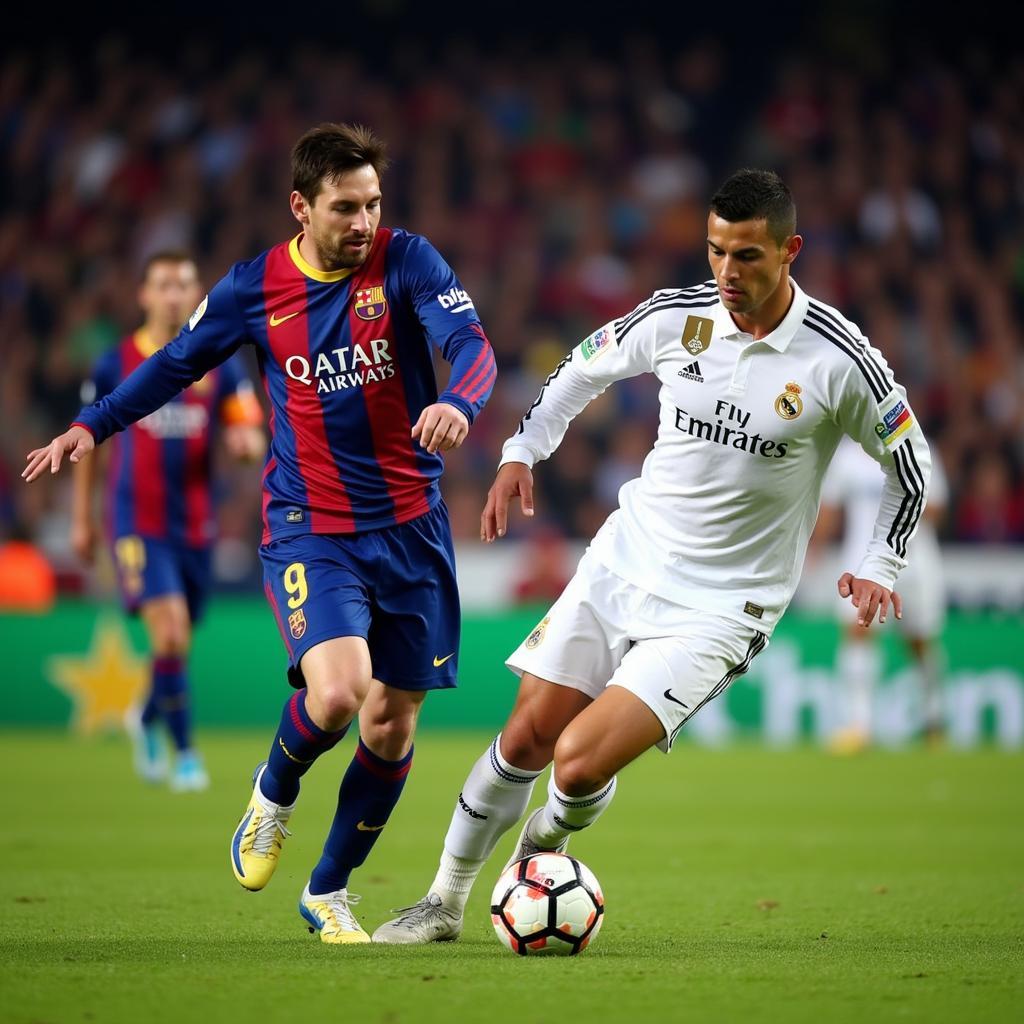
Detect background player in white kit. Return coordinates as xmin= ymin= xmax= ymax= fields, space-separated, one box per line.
xmin=374 ymin=169 xmax=932 ymax=944
xmin=815 ymin=437 xmax=949 ymax=751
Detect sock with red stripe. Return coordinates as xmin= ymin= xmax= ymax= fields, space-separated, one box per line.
xmin=308 ymin=739 xmax=413 ymax=895
xmin=151 ymin=656 xmax=190 ymax=752
xmin=260 ymin=690 xmax=348 ymax=806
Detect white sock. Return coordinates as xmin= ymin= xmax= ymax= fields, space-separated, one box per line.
xmin=429 ymin=735 xmax=542 ymax=911
xmin=837 ymin=640 xmax=880 ymax=733
xmin=531 ymin=774 xmax=617 ymax=847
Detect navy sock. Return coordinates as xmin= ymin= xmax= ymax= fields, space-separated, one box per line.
xmin=309 ymin=739 xmax=413 ymax=895
xmin=261 ymin=690 xmax=348 ymax=806
xmin=140 ymin=688 xmax=161 ymax=728
xmin=152 ymin=656 xmax=190 ymax=752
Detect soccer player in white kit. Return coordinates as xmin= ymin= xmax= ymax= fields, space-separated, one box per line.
xmin=816 ymin=436 xmax=949 ymax=751
xmin=374 ymin=169 xmax=932 ymax=943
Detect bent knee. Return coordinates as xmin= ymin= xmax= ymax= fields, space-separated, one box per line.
xmin=306 ymin=683 xmax=363 ymax=730
xmin=360 ymin=713 xmax=417 ymax=760
xmin=500 ymin=712 xmax=561 ymax=769
xmin=553 ymin=735 xmax=609 ymax=796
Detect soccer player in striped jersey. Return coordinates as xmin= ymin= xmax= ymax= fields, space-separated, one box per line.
xmin=71 ymin=251 xmax=265 ymax=792
xmin=374 ymin=169 xmax=931 ymax=944
xmin=25 ymin=124 xmax=497 ymax=944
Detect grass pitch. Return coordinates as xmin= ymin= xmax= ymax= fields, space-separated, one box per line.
xmin=2 ymin=731 xmax=1021 ymax=1024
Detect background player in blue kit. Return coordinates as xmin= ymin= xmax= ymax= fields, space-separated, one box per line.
xmin=25 ymin=123 xmax=497 ymax=944
xmin=71 ymin=251 xmax=265 ymax=791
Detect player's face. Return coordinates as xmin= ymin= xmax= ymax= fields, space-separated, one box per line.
xmin=138 ymin=260 xmax=202 ymax=332
xmin=706 ymin=214 xmax=800 ymax=316
xmin=292 ymin=165 xmax=382 ymax=271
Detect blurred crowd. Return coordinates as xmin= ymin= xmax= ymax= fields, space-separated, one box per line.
xmin=1 ymin=31 xmax=1022 ymax=593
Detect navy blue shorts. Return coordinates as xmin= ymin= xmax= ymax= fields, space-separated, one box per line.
xmin=259 ymin=502 xmax=460 ymax=692
xmin=112 ymin=535 xmax=212 ymax=624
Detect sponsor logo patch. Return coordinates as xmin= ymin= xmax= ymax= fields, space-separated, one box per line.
xmin=524 ymin=616 xmax=550 ymax=650
xmin=681 ymin=315 xmax=714 ymax=355
xmin=354 ymin=286 xmax=387 ymax=320
xmin=288 ymin=609 xmax=307 ymax=639
xmin=437 ymin=286 xmax=474 ymax=313
xmin=580 ymin=327 xmax=612 ymax=362
xmin=774 ymin=381 xmax=803 ymax=420
xmin=743 ymin=601 xmax=765 ymax=619
xmin=285 ymin=509 xmax=304 ymax=524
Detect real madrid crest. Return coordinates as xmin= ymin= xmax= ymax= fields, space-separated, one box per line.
xmin=524 ymin=617 xmax=550 ymax=650
xmin=288 ymin=609 xmax=307 ymax=639
xmin=354 ymin=286 xmax=387 ymax=320
xmin=774 ymin=381 xmax=803 ymax=420
xmin=681 ymin=315 xmax=714 ymax=356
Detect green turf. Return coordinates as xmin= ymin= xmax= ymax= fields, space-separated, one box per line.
xmin=2 ymin=731 xmax=1021 ymax=1023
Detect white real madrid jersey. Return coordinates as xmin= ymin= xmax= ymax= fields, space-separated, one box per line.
xmin=500 ymin=279 xmax=931 ymax=633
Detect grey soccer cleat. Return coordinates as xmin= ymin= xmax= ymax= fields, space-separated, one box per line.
xmin=502 ymin=807 xmax=569 ymax=871
xmin=371 ymin=893 xmax=463 ymax=944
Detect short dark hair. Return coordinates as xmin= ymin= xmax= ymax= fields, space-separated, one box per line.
xmin=710 ymin=169 xmax=796 ymax=245
xmin=140 ymin=250 xmax=195 ymax=284
xmin=291 ymin=123 xmax=389 ymax=202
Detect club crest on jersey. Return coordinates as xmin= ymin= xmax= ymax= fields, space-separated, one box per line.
xmin=288 ymin=609 xmax=307 ymax=639
xmin=524 ymin=617 xmax=550 ymax=650
xmin=681 ymin=315 xmax=714 ymax=355
xmin=354 ymin=286 xmax=387 ymax=320
xmin=774 ymin=381 xmax=803 ymax=420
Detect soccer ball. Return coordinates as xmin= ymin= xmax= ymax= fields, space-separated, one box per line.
xmin=490 ymin=852 xmax=605 ymax=956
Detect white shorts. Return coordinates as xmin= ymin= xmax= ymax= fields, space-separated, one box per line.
xmin=506 ymin=549 xmax=768 ymax=752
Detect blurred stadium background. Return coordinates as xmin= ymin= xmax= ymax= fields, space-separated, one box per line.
xmin=1 ymin=1 xmax=1022 ymax=745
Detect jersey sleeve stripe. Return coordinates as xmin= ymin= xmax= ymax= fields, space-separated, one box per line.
xmin=616 ymin=295 xmax=719 ymax=344
xmin=452 ymin=347 xmax=496 ymax=401
xmin=803 ymin=314 xmax=888 ymax=403
xmin=450 ymin=344 xmax=491 ymax=398
xmin=615 ymin=284 xmax=718 ymax=339
xmin=462 ymin=357 xmax=497 ymax=403
xmin=515 ymin=352 xmax=573 ymax=435
xmin=807 ymin=303 xmax=892 ymax=397
xmin=889 ymin=442 xmax=925 ymax=558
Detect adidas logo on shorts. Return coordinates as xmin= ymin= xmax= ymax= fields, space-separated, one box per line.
xmin=678 ymin=360 xmax=704 ymax=382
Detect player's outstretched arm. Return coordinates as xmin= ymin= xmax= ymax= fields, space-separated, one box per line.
xmin=837 ymin=572 xmax=902 ymax=627
xmin=481 ymin=462 xmax=535 ymax=542
xmin=23 ymin=425 xmax=95 ymax=483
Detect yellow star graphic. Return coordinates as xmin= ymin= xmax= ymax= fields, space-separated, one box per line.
xmin=47 ymin=616 xmax=148 ymax=735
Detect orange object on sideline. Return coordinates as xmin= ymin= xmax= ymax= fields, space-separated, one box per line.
xmin=0 ymin=541 xmax=57 ymax=611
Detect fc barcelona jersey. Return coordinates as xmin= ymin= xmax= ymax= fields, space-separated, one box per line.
xmin=74 ymin=229 xmax=497 ymax=542
xmin=84 ymin=332 xmax=261 ymax=548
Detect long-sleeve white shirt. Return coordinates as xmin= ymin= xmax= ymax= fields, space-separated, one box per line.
xmin=501 ymin=279 xmax=931 ymax=633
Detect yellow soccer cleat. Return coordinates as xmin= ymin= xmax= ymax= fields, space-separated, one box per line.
xmin=299 ymin=885 xmax=371 ymax=944
xmin=230 ymin=762 xmax=294 ymax=891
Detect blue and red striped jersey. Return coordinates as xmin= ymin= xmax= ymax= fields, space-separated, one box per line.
xmin=75 ymin=229 xmax=497 ymax=542
xmin=84 ymin=331 xmax=262 ymax=548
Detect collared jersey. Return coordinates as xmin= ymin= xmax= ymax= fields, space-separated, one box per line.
xmin=84 ymin=331 xmax=261 ymax=548
xmin=75 ymin=229 xmax=497 ymax=542
xmin=501 ymin=279 xmax=931 ymax=633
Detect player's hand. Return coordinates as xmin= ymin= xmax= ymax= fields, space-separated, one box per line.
xmin=411 ymin=403 xmax=470 ymax=454
xmin=223 ymin=424 xmax=266 ymax=462
xmin=22 ymin=426 xmax=95 ymax=482
xmin=837 ymin=572 xmax=902 ymax=627
xmin=481 ymin=462 xmax=535 ymax=542
xmin=70 ymin=520 xmax=98 ymax=565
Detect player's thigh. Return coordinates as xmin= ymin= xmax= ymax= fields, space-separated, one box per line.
xmin=609 ymin=612 xmax=768 ymax=753
xmin=259 ymin=534 xmax=373 ymax=681
xmin=553 ymin=684 xmax=666 ymax=794
xmin=358 ymin=679 xmax=428 ymax=760
xmin=505 ymin=547 xmax=633 ymax=704
xmin=500 ymin=672 xmax=594 ymax=771
xmin=369 ymin=503 xmax=461 ymax=692
xmin=299 ymin=635 xmax=374 ymax=722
